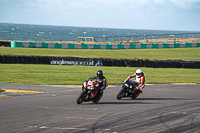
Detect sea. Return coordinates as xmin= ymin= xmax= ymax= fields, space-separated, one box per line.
xmin=0 ymin=23 xmax=198 ymax=42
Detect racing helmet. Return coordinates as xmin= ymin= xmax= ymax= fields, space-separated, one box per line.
xmin=97 ymin=70 xmax=103 ymax=79
xmin=136 ymin=69 xmax=142 ymax=77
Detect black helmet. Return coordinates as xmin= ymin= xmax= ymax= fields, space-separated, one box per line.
xmin=97 ymin=70 xmax=103 ymax=79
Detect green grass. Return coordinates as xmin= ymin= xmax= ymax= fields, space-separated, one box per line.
xmin=0 ymin=64 xmax=199 ymax=85
xmin=1 ymin=47 xmax=199 ymax=85
xmin=0 ymin=88 xmax=5 ymax=92
xmin=0 ymin=47 xmax=200 ymax=60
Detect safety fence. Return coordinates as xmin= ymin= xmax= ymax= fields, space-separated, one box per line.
xmin=10 ymin=41 xmax=200 ymax=49
xmin=78 ymin=33 xmax=200 ymax=43
xmin=0 ymin=55 xmax=200 ymax=69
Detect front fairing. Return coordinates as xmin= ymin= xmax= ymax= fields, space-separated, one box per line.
xmin=82 ymin=80 xmax=98 ymax=100
xmin=123 ymin=79 xmax=137 ymax=90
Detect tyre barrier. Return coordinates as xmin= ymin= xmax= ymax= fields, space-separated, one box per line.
xmin=0 ymin=41 xmax=10 ymax=47
xmin=0 ymin=55 xmax=50 ymax=64
xmin=0 ymin=55 xmax=200 ymax=69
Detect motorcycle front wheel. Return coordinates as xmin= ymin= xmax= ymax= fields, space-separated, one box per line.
xmin=76 ymin=91 xmax=87 ymax=104
xmin=116 ymin=88 xmax=126 ymax=100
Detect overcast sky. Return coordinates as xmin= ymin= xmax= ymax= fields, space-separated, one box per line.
xmin=0 ymin=0 xmax=200 ymax=31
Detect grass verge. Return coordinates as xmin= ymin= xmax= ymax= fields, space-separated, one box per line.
xmin=0 ymin=64 xmax=199 ymax=85
xmin=0 ymin=47 xmax=200 ymax=60
xmin=0 ymin=88 xmax=5 ymax=92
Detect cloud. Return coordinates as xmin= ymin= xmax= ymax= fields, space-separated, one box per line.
xmin=0 ymin=0 xmax=200 ymax=31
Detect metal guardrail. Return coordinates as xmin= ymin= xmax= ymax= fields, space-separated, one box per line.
xmin=78 ymin=33 xmax=200 ymax=43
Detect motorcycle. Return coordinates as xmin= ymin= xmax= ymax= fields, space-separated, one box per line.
xmin=116 ymin=78 xmax=140 ymax=100
xmin=76 ymin=80 xmax=103 ymax=104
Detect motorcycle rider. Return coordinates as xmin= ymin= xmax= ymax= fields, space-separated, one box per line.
xmin=89 ymin=70 xmax=107 ymax=100
xmin=126 ymin=69 xmax=145 ymax=97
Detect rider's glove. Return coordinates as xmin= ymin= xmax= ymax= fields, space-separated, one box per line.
xmin=136 ymin=87 xmax=139 ymax=90
xmin=123 ymin=78 xmax=129 ymax=83
xmin=88 ymin=79 xmax=92 ymax=81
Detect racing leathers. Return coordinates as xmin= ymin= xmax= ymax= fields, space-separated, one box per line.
xmin=89 ymin=74 xmax=107 ymax=90
xmin=127 ymin=73 xmax=146 ymax=92
xmin=89 ymin=74 xmax=107 ymax=101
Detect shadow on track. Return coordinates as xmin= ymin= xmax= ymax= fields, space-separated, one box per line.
xmin=96 ymin=101 xmax=154 ymax=104
xmin=136 ymin=98 xmax=192 ymax=101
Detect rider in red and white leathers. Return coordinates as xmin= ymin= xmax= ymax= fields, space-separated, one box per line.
xmin=127 ymin=69 xmax=145 ymax=96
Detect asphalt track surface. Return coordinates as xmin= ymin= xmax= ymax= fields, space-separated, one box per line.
xmin=0 ymin=83 xmax=200 ymax=133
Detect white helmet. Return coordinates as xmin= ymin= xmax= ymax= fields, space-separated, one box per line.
xmin=136 ymin=69 xmax=142 ymax=77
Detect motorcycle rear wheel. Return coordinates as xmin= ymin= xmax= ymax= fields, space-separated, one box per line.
xmin=116 ymin=88 xmax=126 ymax=100
xmin=76 ymin=91 xmax=86 ymax=104
xmin=92 ymin=91 xmax=103 ymax=104
xmin=131 ymin=91 xmax=138 ymax=99
xmin=92 ymin=96 xmax=100 ymax=104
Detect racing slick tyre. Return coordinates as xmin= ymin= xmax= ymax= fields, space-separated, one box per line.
xmin=131 ymin=94 xmax=137 ymax=99
xmin=76 ymin=91 xmax=86 ymax=104
xmin=131 ymin=91 xmax=140 ymax=99
xmin=116 ymin=88 xmax=126 ymax=100
xmin=92 ymin=91 xmax=103 ymax=104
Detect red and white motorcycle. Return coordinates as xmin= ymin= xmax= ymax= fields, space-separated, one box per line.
xmin=77 ymin=80 xmax=103 ymax=104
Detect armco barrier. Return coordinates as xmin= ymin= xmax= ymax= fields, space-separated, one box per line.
xmin=0 ymin=55 xmax=200 ymax=68
xmin=10 ymin=41 xmax=200 ymax=49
